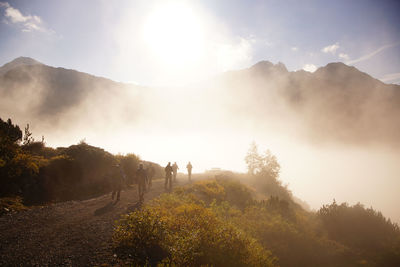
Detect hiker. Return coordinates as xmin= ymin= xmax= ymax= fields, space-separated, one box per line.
xmin=111 ymin=164 xmax=126 ymax=202
xmin=165 ymin=162 xmax=173 ymax=191
xmin=136 ymin=163 xmax=147 ymax=202
xmin=147 ymin=165 xmax=155 ymax=189
xmin=186 ymin=161 xmax=193 ymax=181
xmin=172 ymin=162 xmax=179 ymax=182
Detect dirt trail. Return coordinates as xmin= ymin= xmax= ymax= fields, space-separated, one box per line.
xmin=0 ymin=178 xmax=188 ymax=266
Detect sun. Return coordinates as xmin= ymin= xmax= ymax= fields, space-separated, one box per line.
xmin=142 ymin=2 xmax=205 ymax=68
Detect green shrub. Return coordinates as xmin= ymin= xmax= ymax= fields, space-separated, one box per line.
xmin=113 ymin=193 xmax=277 ymax=266
xmin=318 ymin=201 xmax=400 ymax=266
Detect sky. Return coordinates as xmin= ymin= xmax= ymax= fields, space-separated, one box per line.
xmin=0 ymin=0 xmax=400 ymax=86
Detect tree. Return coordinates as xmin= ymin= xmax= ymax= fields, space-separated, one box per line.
xmin=245 ymin=141 xmax=261 ymax=175
xmin=258 ymin=149 xmax=280 ymax=180
xmin=245 ymin=142 xmax=280 ymax=179
xmin=23 ymin=124 xmax=34 ymax=145
xmin=245 ymin=142 xmax=289 ymax=200
xmin=0 ymin=118 xmax=22 ymax=144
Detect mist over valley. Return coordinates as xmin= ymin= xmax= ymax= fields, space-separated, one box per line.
xmin=1 ymin=56 xmax=399 ymax=223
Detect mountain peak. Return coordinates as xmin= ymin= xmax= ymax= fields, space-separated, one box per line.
xmin=0 ymin=56 xmax=43 ymax=75
xmin=250 ymin=60 xmax=288 ymax=74
xmin=3 ymin=57 xmax=42 ymax=67
xmin=315 ymin=62 xmax=355 ymax=73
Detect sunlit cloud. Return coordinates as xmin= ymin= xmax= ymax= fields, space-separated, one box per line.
xmin=338 ymin=53 xmax=349 ymax=61
xmin=303 ymin=63 xmax=317 ymax=72
xmin=346 ymin=42 xmax=400 ymax=65
xmin=0 ymin=1 xmax=52 ymax=33
xmin=291 ymin=47 xmax=298 ymax=52
xmin=321 ymin=42 xmax=339 ymax=54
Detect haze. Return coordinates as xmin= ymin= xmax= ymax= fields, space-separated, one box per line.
xmin=1 ymin=0 xmax=400 ymax=224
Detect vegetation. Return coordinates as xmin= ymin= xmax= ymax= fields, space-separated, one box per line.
xmin=113 ymin=143 xmax=400 ymax=266
xmin=113 ymin=181 xmax=277 ymax=266
xmin=0 ymin=117 xmax=163 ymax=206
xmin=245 ymin=142 xmax=292 ymax=201
xmin=113 ymin=176 xmax=400 ymax=266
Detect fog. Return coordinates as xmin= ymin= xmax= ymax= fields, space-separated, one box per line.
xmin=1 ymin=60 xmax=400 ymax=224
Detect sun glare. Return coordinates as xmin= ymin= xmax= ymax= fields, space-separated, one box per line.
xmin=142 ymin=3 xmax=205 ymax=68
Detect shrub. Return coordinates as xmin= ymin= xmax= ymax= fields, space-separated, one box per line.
xmin=113 ymin=193 xmax=277 ymax=266
xmin=318 ymin=201 xmax=400 ymax=266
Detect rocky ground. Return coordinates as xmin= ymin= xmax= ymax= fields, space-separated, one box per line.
xmin=0 ymin=178 xmax=188 ymax=266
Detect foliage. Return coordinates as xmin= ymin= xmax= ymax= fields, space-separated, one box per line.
xmin=113 ymin=192 xmax=277 ymax=266
xmin=181 ymin=177 xmax=253 ymax=210
xmin=0 ymin=196 xmax=28 ymax=215
xmin=245 ymin=142 xmax=280 ymax=178
xmin=318 ymin=201 xmax=400 ymax=266
xmin=234 ymin=200 xmax=353 ymax=267
xmin=22 ymin=124 xmax=34 ymax=145
xmin=116 ymin=153 xmax=140 ymax=184
xmin=0 ymin=118 xmax=47 ymax=200
xmin=0 ymin=117 xmax=162 ymax=205
xmin=114 ymin=177 xmax=400 ymax=267
xmin=245 ymin=142 xmax=291 ymax=201
xmin=0 ymin=118 xmax=22 ymax=144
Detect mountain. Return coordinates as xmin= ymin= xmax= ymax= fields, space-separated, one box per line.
xmin=212 ymin=61 xmax=400 ymax=146
xmin=0 ymin=57 xmax=42 ymax=76
xmin=0 ymin=57 xmax=146 ymax=137
xmin=0 ymin=57 xmax=399 ymax=147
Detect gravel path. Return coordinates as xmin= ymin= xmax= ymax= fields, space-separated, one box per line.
xmin=0 ymin=178 xmax=188 ymax=266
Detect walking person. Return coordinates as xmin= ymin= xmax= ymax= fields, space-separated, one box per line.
xmin=147 ymin=165 xmax=155 ymax=190
xmin=172 ymin=162 xmax=179 ymax=182
xmin=186 ymin=161 xmax=193 ymax=182
xmin=165 ymin=162 xmax=173 ymax=191
xmin=136 ymin=163 xmax=147 ymax=202
xmin=111 ymin=164 xmax=126 ymax=202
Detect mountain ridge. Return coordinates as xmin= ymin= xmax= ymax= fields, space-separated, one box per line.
xmin=0 ymin=56 xmax=399 ymax=147
xmin=1 ymin=56 xmax=397 ymax=87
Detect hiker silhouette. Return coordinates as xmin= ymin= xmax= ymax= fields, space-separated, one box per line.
xmin=172 ymin=162 xmax=179 ymax=182
xmin=186 ymin=161 xmax=192 ymax=181
xmin=111 ymin=164 xmax=126 ymax=202
xmin=165 ymin=162 xmax=173 ymax=191
xmin=136 ymin=163 xmax=147 ymax=202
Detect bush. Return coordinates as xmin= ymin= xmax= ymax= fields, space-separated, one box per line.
xmin=0 ymin=196 xmax=28 ymax=215
xmin=318 ymin=201 xmax=400 ymax=266
xmin=180 ymin=177 xmax=253 ymax=210
xmin=113 ymin=193 xmax=277 ymax=266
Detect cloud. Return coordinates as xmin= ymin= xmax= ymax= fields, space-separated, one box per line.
xmin=322 ymin=43 xmax=339 ymax=54
xmin=291 ymin=47 xmax=298 ymax=52
xmin=346 ymin=42 xmax=400 ymax=65
xmin=0 ymin=1 xmax=51 ymax=33
xmin=303 ymin=64 xmax=317 ymax=72
xmin=338 ymin=53 xmax=350 ymax=61
xmin=380 ymin=72 xmax=400 ymax=84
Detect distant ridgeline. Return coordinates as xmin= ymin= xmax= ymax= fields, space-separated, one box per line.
xmin=0 ymin=117 xmax=163 ymax=204
xmin=0 ymin=57 xmax=399 ymax=147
